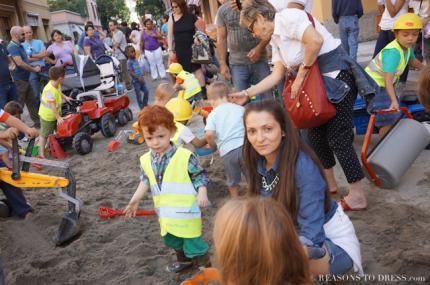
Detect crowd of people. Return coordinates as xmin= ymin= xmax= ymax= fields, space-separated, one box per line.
xmin=123 ymin=0 xmax=430 ymax=282
xmin=2 ymin=0 xmax=430 ymax=284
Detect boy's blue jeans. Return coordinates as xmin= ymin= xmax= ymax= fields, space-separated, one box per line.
xmin=0 ymin=180 xmax=32 ymax=218
xmin=132 ymin=80 xmax=149 ymax=110
xmin=339 ymin=15 xmax=359 ymax=62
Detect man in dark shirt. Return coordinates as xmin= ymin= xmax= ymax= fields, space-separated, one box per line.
xmin=7 ymin=26 xmax=40 ymax=127
xmin=332 ymin=0 xmax=363 ymax=61
xmin=0 ymin=42 xmax=17 ymax=109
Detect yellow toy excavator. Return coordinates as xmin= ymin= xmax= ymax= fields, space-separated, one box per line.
xmin=0 ymin=139 xmax=81 ymax=245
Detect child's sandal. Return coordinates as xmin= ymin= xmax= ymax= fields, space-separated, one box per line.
xmin=166 ymin=261 xmax=193 ymax=273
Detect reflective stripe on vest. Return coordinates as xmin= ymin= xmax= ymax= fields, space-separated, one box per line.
xmin=365 ymin=40 xmax=410 ymax=87
xmin=178 ymin=71 xmax=201 ymax=100
xmin=38 ymin=81 xmax=62 ymax=121
xmin=171 ymin=121 xmax=186 ymax=146
xmin=140 ymin=147 xmax=201 ymax=238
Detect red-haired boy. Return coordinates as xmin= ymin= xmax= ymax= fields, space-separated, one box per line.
xmin=125 ymin=105 xmax=209 ymax=272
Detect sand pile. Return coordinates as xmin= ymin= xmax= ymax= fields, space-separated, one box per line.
xmin=1 ymin=117 xmax=430 ymax=284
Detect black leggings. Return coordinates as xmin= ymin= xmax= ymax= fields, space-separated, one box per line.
xmin=307 ymin=70 xmax=364 ymax=184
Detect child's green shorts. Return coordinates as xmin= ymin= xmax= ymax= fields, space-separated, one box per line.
xmin=40 ymin=118 xmax=57 ymax=137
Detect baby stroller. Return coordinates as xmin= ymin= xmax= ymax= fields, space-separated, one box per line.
xmin=62 ymin=54 xmax=132 ymax=125
xmin=51 ymin=55 xmax=133 ymax=155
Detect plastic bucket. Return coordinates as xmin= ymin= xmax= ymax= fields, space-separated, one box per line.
xmin=367 ymin=119 xmax=430 ymax=188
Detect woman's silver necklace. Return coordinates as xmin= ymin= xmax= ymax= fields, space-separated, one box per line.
xmin=262 ymin=174 xmax=279 ymax=192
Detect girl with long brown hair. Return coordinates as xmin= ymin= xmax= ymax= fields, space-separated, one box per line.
xmin=242 ymin=100 xmax=363 ymax=276
xmin=213 ymin=197 xmax=312 ymax=285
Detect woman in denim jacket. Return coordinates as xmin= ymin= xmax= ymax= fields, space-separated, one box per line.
xmin=243 ymin=100 xmax=363 ymax=276
xmin=231 ymin=0 xmax=377 ymax=212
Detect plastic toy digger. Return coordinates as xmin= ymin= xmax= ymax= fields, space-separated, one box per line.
xmin=127 ymin=121 xmax=145 ymax=145
xmin=0 ymin=139 xmax=81 ymax=245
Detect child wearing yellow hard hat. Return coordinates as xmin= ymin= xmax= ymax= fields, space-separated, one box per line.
xmin=166 ymin=63 xmax=204 ymax=106
xmin=165 ymin=90 xmax=207 ymax=148
xmin=365 ymin=13 xmax=426 ymax=138
xmin=129 ymin=83 xmax=207 ymax=148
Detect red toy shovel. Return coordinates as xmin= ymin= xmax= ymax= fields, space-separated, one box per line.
xmin=98 ymin=207 xmax=156 ymax=219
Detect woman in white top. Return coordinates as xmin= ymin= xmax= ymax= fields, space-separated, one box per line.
xmin=268 ymin=0 xmax=313 ymax=12
xmin=129 ymin=22 xmax=141 ymax=58
xmin=231 ymin=0 xmax=378 ymax=212
xmin=374 ymin=0 xmax=410 ymax=82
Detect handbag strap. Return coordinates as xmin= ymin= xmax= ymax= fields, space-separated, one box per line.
xmin=306 ymin=12 xmax=316 ymax=28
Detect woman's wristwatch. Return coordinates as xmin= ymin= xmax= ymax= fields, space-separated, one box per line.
xmin=300 ymin=62 xmax=312 ymax=70
xmin=243 ymin=89 xmax=250 ymax=97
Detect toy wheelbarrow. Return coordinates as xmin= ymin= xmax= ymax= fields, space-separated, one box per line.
xmin=361 ymin=107 xmax=430 ymax=188
xmin=98 ymin=207 xmax=156 ymax=219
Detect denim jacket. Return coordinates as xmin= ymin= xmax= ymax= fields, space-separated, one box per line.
xmin=318 ymin=45 xmax=377 ymax=104
xmin=257 ymin=150 xmax=338 ymax=248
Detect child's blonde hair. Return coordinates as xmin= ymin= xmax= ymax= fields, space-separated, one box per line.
xmin=207 ymin=81 xmax=230 ymax=99
xmin=213 ymin=197 xmax=312 ymax=285
xmin=155 ymin=83 xmax=176 ymax=103
xmin=418 ymin=65 xmax=430 ymax=111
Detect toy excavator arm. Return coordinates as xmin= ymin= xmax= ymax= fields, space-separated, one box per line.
xmin=0 ymin=168 xmax=69 ymax=188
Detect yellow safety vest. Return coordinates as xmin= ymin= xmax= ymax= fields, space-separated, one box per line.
xmin=365 ymin=40 xmax=411 ymax=87
xmin=39 ymin=81 xmax=62 ymax=121
xmin=140 ymin=147 xmax=202 ymax=238
xmin=171 ymin=121 xmax=186 ymax=146
xmin=177 ymin=70 xmax=201 ymax=100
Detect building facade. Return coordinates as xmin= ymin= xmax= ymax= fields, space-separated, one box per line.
xmin=86 ymin=0 xmax=102 ymax=28
xmin=50 ymin=10 xmax=85 ymax=43
xmin=0 ymin=0 xmax=51 ymax=42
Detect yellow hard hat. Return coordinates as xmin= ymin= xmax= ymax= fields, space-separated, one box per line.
xmin=166 ymin=63 xmax=183 ymax=74
xmin=393 ymin=13 xmax=423 ymax=30
xmin=165 ymin=92 xmax=192 ymax=121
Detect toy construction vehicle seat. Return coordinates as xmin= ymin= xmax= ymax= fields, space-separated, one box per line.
xmin=62 ymin=55 xmax=101 ymax=95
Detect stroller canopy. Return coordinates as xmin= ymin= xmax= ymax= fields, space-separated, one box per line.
xmin=62 ymin=55 xmax=101 ymax=93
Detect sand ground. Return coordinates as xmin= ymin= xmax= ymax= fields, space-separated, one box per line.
xmin=1 ymin=43 xmax=430 ymax=284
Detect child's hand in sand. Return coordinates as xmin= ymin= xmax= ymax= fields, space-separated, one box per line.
xmin=196 ymin=187 xmax=209 ymax=208
xmin=125 ymin=202 xmax=139 ymax=217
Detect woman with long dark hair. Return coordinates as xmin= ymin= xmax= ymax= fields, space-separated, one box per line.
xmin=242 ymin=99 xmax=363 ymax=276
